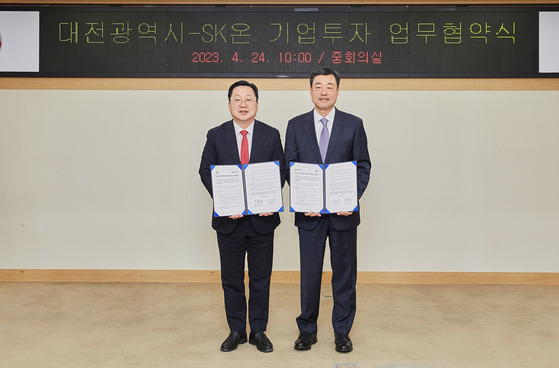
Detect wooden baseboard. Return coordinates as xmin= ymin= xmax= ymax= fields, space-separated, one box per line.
xmin=1 ymin=269 xmax=559 ymax=285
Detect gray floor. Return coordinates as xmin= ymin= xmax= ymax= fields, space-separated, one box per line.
xmin=2 ymin=282 xmax=559 ymax=368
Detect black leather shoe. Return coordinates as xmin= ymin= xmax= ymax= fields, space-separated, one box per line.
xmin=334 ymin=333 xmax=353 ymax=353
xmin=220 ymin=331 xmax=247 ymax=352
xmin=249 ymin=331 xmax=273 ymax=353
xmin=294 ymin=332 xmax=317 ymax=350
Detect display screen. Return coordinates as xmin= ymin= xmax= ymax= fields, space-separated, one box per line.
xmin=1 ymin=5 xmax=556 ymax=78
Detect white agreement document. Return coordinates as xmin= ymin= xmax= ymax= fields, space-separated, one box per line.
xmin=289 ymin=162 xmax=324 ymax=213
xmin=211 ymin=161 xmax=283 ymax=217
xmin=325 ymin=161 xmax=358 ymax=213
xmin=244 ymin=161 xmax=283 ymax=214
xmin=211 ymin=165 xmax=245 ymax=217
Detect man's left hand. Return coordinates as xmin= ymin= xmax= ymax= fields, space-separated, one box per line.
xmin=337 ymin=211 xmax=353 ymax=216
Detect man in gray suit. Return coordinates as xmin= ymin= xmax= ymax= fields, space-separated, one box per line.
xmin=284 ymin=67 xmax=371 ymax=353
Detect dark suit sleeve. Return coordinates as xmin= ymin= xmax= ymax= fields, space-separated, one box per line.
xmin=353 ymin=119 xmax=371 ymax=199
xmin=284 ymin=119 xmax=298 ymax=185
xmin=199 ymin=129 xmax=217 ymax=197
xmin=272 ymin=129 xmax=287 ymax=189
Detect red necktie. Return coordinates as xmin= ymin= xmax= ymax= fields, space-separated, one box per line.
xmin=240 ymin=130 xmax=249 ymax=165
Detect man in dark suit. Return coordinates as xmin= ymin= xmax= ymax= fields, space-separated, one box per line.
xmin=199 ymin=80 xmax=285 ymax=353
xmin=284 ymin=67 xmax=371 ymax=353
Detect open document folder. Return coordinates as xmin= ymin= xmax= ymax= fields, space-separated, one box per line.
xmin=289 ymin=161 xmax=358 ymax=214
xmin=211 ymin=161 xmax=283 ymax=217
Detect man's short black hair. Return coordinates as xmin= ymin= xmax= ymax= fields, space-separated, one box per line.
xmin=310 ymin=67 xmax=340 ymax=88
xmin=228 ymin=80 xmax=259 ymax=101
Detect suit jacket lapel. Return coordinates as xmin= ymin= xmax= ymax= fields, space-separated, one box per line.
xmin=224 ymin=121 xmax=241 ymax=164
xmin=326 ymin=110 xmax=346 ymax=163
xmin=302 ymin=111 xmax=323 ymax=163
xmin=250 ymin=120 xmax=265 ymax=162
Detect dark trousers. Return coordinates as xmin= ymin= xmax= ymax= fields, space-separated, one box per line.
xmin=296 ymin=217 xmax=358 ymax=335
xmin=217 ymin=218 xmax=274 ymax=333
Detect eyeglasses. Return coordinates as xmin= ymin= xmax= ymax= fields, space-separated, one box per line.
xmin=231 ymin=96 xmax=256 ymax=106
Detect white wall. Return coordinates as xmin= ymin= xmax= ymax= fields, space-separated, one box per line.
xmin=1 ymin=88 xmax=559 ymax=272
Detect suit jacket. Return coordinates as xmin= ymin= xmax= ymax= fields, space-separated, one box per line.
xmin=199 ymin=120 xmax=285 ymax=235
xmin=284 ymin=108 xmax=371 ymax=231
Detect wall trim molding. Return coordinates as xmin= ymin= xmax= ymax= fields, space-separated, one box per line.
xmin=1 ymin=269 xmax=559 ymax=285
xmin=2 ymin=1 xmax=558 ymax=5
xmin=2 ymin=78 xmax=559 ymax=91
